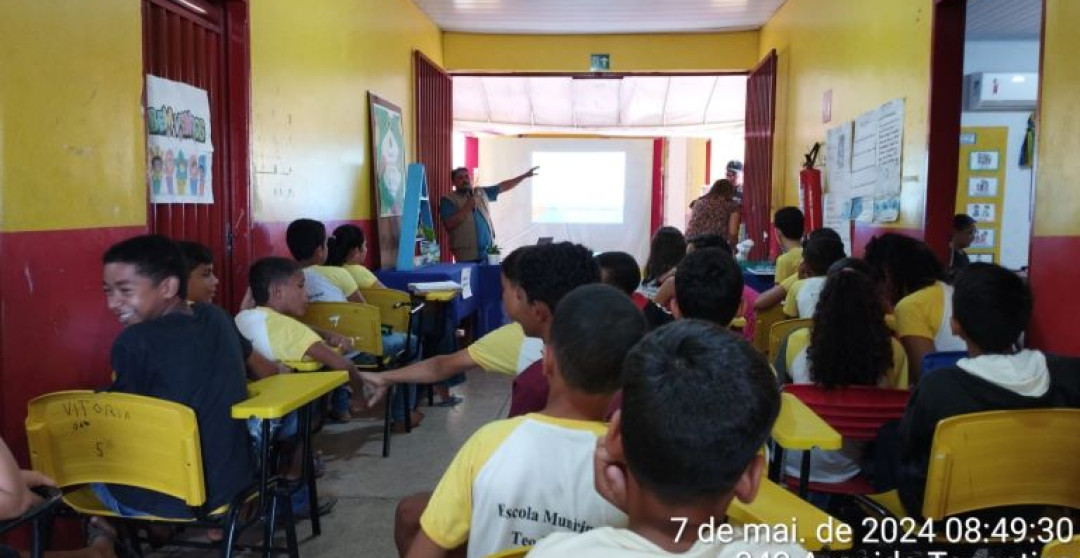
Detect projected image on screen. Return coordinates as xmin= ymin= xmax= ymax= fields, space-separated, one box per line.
xmin=531 ymin=152 xmax=626 ymax=224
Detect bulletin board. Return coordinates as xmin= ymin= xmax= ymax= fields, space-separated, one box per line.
xmin=956 ymin=126 xmax=1007 ymax=264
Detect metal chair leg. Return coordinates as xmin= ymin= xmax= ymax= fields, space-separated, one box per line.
xmin=383 ymin=385 xmax=393 ymax=457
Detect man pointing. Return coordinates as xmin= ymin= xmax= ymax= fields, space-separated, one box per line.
xmin=440 ymin=166 xmax=538 ymax=262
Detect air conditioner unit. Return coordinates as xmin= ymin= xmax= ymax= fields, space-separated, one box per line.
xmin=965 ymin=72 xmax=1038 ymax=111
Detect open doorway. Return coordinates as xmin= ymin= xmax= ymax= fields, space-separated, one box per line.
xmin=449 ymin=73 xmax=748 ymax=265
xmin=928 ymin=0 xmax=1042 ymax=272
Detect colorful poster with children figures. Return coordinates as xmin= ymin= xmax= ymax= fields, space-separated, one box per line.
xmin=145 ymin=75 xmax=214 ymax=204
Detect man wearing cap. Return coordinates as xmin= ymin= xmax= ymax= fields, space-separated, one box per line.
xmin=726 ymin=160 xmax=744 ymax=203
xmin=440 ymin=166 xmax=539 ymax=262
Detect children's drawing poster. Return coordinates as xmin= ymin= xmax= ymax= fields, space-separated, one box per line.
xmin=955 ymin=126 xmax=1007 ymax=263
xmin=145 ymin=75 xmax=214 ymax=204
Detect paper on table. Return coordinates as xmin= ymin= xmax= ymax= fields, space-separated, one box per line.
xmin=460 ymin=267 xmax=473 ymax=299
xmin=408 ymin=281 xmax=461 ymax=292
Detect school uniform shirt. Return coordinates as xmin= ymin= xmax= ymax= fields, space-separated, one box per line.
xmin=466 ymin=323 xmax=544 ymax=376
xmin=420 ymin=414 xmax=626 ymax=558
xmin=343 ymin=264 xmax=379 ymax=289
xmin=303 ymin=265 xmax=359 ymax=302
xmin=235 ymin=306 xmax=322 ymax=363
xmin=897 ymin=351 xmax=1080 ymax=517
xmin=528 ymin=525 xmax=807 ymax=558
xmin=893 ymin=281 xmax=966 ymax=351
xmin=782 ymin=276 xmax=825 ymax=318
xmin=774 ymin=246 xmax=803 ymax=284
xmin=779 ymin=328 xmax=908 ymax=483
xmin=107 ymin=303 xmax=253 ymax=518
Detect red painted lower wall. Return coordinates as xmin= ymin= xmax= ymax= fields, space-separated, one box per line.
xmin=0 ymin=226 xmax=146 ymax=463
xmin=1027 ymin=236 xmax=1080 ymax=356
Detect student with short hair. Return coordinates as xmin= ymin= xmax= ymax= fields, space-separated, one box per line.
xmin=507 ymin=241 xmax=601 ymax=417
xmin=595 ymin=251 xmax=641 ymax=297
xmin=406 ymin=284 xmax=646 ymax=558
xmin=99 ymin=235 xmax=252 ymax=519
xmin=896 ymin=263 xmax=1080 ymax=517
xmin=530 ymin=320 xmax=804 ymax=558
xmin=753 ymin=226 xmax=841 ymax=313
xmin=773 ymin=207 xmax=806 ymax=284
xmin=948 ymin=213 xmax=976 ymax=273
xmin=234 ymin=257 xmax=370 ymax=421
xmin=781 ymin=235 xmax=846 ymax=318
xmin=865 ymin=233 xmax=965 ymax=383
xmin=671 ymin=247 xmax=744 ymax=327
xmin=177 ymin=240 xmax=285 ymax=380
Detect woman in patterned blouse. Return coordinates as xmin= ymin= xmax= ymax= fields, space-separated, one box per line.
xmin=686 ymin=178 xmax=741 ymax=248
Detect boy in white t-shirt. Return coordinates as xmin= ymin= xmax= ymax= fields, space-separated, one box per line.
xmin=781 ymin=235 xmax=845 ymax=318
xmin=530 ymin=320 xmax=806 ymax=557
xmin=405 ymin=284 xmax=647 ymax=558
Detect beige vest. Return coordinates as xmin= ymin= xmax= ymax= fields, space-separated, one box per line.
xmin=444 ymin=188 xmax=495 ymax=261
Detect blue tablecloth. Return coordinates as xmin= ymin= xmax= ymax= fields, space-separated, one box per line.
xmin=376 ymin=262 xmax=506 ymax=337
xmin=742 ymin=269 xmax=775 ymax=293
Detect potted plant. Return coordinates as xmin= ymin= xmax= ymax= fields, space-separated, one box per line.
xmin=486 ymin=244 xmax=501 ymax=265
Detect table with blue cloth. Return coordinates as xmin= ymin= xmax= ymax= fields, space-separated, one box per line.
xmin=376 ymin=262 xmax=507 ymax=340
xmin=741 ymin=261 xmax=776 ymax=293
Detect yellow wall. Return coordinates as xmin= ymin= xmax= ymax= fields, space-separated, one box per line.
xmin=444 ymin=32 xmax=759 ymax=72
xmin=759 ymin=0 xmax=932 ymax=229
xmin=1033 ymin=0 xmax=1080 ymax=236
xmin=0 ymin=0 xmax=146 ymax=232
xmin=687 ymin=138 xmax=709 ymax=202
xmin=250 ymin=0 xmax=442 ymax=223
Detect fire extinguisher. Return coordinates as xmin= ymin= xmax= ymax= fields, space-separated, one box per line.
xmin=800 ymin=142 xmax=823 ymax=233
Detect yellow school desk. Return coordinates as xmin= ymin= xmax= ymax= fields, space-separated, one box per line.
xmin=769 ymin=393 xmax=842 ymax=498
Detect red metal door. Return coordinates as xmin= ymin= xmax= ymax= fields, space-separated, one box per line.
xmin=414 ymin=51 xmax=453 ymax=262
xmin=142 ymin=0 xmax=251 ymax=309
xmin=744 ymin=50 xmax=778 ymax=260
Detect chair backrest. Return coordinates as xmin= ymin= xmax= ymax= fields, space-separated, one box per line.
xmin=359 ymin=288 xmax=411 ymax=333
xmin=768 ymin=318 xmax=811 ymax=359
xmin=25 ymin=390 xmax=206 ymax=507
xmin=923 ymin=408 xmax=1080 ymax=519
xmin=1044 ymin=535 xmax=1080 ymax=558
xmin=921 ymin=351 xmax=967 ymax=375
xmin=753 ymin=305 xmax=785 ymax=354
xmin=784 ymin=384 xmax=909 ymax=441
xmin=301 ymin=302 xmax=383 ymax=355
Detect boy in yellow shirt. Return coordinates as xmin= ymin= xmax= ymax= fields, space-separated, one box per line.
xmin=772 ymin=206 xmax=805 ymax=284
xmin=405 ymin=285 xmax=647 ymax=558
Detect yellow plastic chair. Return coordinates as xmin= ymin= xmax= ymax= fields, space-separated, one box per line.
xmin=753 ymin=305 xmax=785 ymax=355
xmin=768 ymin=393 xmax=841 ymax=498
xmin=860 ymin=409 xmax=1080 ymax=545
xmin=25 ymin=390 xmax=295 ymax=558
xmin=300 ymin=301 xmax=409 ymax=457
xmin=359 ymin=287 xmax=420 ymax=336
xmin=1043 ymin=535 xmax=1080 ymax=558
xmin=483 ymin=546 xmax=531 ymax=558
xmin=767 ymin=318 xmax=811 ymax=361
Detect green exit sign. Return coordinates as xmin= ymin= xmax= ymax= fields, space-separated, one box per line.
xmin=590 ymin=54 xmax=610 ymax=72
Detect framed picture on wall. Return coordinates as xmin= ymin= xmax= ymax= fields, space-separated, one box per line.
xmin=967 ymin=176 xmax=998 ymax=197
xmin=966 ymin=202 xmax=996 ymax=223
xmin=970 ymin=253 xmax=994 ymax=264
xmin=971 ymin=228 xmax=996 ymax=249
xmin=369 ymin=93 xmax=407 ymax=218
xmin=969 ymin=150 xmax=1000 ymax=171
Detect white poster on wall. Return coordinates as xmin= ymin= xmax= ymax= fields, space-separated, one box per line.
xmin=145 ymin=75 xmax=214 ymax=204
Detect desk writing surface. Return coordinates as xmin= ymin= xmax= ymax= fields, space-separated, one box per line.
xmin=771 ymin=393 xmax=842 ymax=450
xmin=232 ymin=371 xmax=348 ymax=420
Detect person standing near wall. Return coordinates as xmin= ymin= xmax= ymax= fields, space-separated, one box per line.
xmin=440 ymin=166 xmax=538 ymax=262
xmin=726 ymin=160 xmax=744 ymax=203
xmin=686 ymin=178 xmax=742 ymax=248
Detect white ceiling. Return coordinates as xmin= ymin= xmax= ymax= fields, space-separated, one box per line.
xmin=454 ymin=75 xmax=747 ymax=136
xmin=413 ymin=0 xmax=788 ymax=35
xmin=966 ymin=0 xmax=1042 ymax=41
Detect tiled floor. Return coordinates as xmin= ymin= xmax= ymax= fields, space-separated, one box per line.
xmin=149 ymin=371 xmax=512 ymax=558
